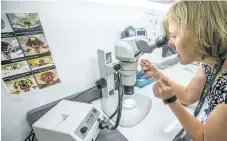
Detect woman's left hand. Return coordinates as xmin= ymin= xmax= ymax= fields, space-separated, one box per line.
xmin=153 ymin=77 xmax=174 ymax=100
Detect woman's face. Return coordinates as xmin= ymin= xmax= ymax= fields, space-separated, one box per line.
xmin=168 ymin=19 xmax=197 ymax=64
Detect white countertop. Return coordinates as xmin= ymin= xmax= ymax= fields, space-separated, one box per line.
xmin=92 ymin=63 xmax=199 ymax=141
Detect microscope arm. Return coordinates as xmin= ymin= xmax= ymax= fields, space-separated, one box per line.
xmin=115 ymin=36 xmax=168 ymax=62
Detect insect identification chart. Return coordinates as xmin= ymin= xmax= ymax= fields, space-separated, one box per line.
xmin=1 ymin=13 xmax=60 ymax=95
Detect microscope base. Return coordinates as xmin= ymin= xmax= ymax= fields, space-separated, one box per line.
xmin=101 ymin=94 xmax=152 ymax=128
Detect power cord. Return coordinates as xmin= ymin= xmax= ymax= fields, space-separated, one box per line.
xmin=24 ymin=129 xmax=36 ymax=141
xmin=98 ymin=73 xmax=124 ymax=130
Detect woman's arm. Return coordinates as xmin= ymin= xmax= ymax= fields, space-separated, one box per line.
xmin=204 ymin=104 xmax=227 ymax=141
xmin=141 ymin=60 xmax=206 ymax=105
xmin=168 ymin=100 xmax=204 ymax=141
xmin=169 ymin=66 xmax=206 ymax=105
xmin=154 ymin=77 xmax=204 ymax=141
xmin=153 ymin=77 xmax=227 ymax=141
xmin=168 ymin=102 xmax=227 ymax=141
xmin=157 ymin=66 xmax=206 ymax=105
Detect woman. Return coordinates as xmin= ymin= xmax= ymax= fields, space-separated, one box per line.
xmin=140 ymin=1 xmax=227 ymax=141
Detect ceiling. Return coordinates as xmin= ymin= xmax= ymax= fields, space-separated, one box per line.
xmin=148 ymin=0 xmax=175 ymax=4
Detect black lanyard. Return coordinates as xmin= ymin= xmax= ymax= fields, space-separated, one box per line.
xmin=194 ymin=59 xmax=225 ymax=117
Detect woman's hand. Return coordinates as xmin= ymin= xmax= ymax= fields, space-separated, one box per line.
xmin=140 ymin=59 xmax=174 ymax=99
xmin=140 ymin=59 xmax=160 ymax=80
xmin=140 ymin=59 xmax=169 ymax=80
xmin=153 ymin=76 xmax=174 ymax=100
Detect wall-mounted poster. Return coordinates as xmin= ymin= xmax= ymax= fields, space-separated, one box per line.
xmin=6 ymin=13 xmax=43 ymax=35
xmin=1 ymin=13 xmax=61 ymax=96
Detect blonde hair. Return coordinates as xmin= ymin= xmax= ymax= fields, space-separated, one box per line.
xmin=162 ymin=1 xmax=227 ymax=61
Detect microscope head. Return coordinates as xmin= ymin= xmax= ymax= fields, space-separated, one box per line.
xmin=115 ymin=37 xmax=140 ymax=95
xmin=115 ymin=36 xmax=168 ymax=95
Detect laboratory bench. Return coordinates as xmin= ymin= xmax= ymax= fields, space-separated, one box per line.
xmin=27 ymin=63 xmax=199 ymax=141
xmin=92 ymin=63 xmax=199 ymax=141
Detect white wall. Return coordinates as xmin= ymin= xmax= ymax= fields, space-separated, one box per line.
xmin=1 ymin=1 xmax=168 ymax=141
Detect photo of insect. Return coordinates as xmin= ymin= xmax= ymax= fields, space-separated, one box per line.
xmin=34 ymin=69 xmax=60 ymax=89
xmin=25 ymin=37 xmax=49 ymax=54
xmin=13 ymin=78 xmax=36 ymax=94
xmin=30 ymin=59 xmax=50 ymax=68
xmin=17 ymin=34 xmax=49 ymax=56
xmin=2 ymin=63 xmax=23 ymax=71
xmin=40 ymin=72 xmax=55 ymax=85
xmin=28 ymin=56 xmax=54 ymax=70
xmin=7 ymin=13 xmax=41 ymax=30
xmin=36 ymin=59 xmax=47 ymax=66
xmin=1 ymin=61 xmax=31 ymax=77
xmin=1 ymin=41 xmax=22 ymax=59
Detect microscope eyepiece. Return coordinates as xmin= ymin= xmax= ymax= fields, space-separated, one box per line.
xmin=155 ymin=36 xmax=168 ymax=48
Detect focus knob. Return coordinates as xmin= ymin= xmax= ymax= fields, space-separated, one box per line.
xmin=80 ymin=126 xmax=88 ymax=134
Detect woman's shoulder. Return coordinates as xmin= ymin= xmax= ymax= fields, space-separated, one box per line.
xmin=200 ymin=62 xmax=227 ymax=79
xmin=200 ymin=63 xmax=211 ymax=77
